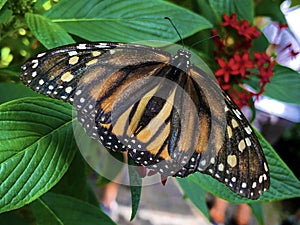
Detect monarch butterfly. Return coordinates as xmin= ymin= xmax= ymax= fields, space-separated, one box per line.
xmin=20 ymin=40 xmax=270 ymax=200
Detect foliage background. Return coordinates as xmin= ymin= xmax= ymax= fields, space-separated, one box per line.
xmin=0 ymin=0 xmax=300 ymax=225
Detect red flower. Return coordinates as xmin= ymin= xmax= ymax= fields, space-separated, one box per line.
xmin=237 ymin=20 xmax=260 ymax=40
xmin=212 ymin=28 xmax=224 ymax=49
xmin=213 ymin=13 xmax=272 ymax=108
xmin=222 ymin=13 xmax=239 ymax=28
xmin=215 ymin=57 xmax=239 ymax=83
xmin=217 ymin=77 xmax=232 ymax=90
xmin=230 ymin=90 xmax=253 ymax=108
xmin=254 ymin=52 xmax=271 ymax=67
xmin=259 ymin=62 xmax=275 ymax=84
xmin=233 ymin=52 xmax=254 ymax=76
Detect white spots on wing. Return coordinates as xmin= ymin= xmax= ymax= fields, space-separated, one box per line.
xmin=238 ymin=139 xmax=246 ymax=152
xmin=65 ymin=86 xmax=73 ymax=94
xmin=75 ymin=89 xmax=82 ymax=96
xmin=61 ymin=71 xmax=74 ymax=82
xmin=231 ymin=118 xmax=239 ymax=128
xmin=79 ymin=97 xmax=85 ymax=103
xmin=227 ymin=125 xmax=233 ymax=138
xmin=218 ymin=163 xmax=224 ymax=171
xmin=37 ymin=52 xmax=46 ymax=58
xmin=31 ymin=59 xmax=39 ymax=69
xmin=92 ymin=51 xmax=102 ymax=57
xmin=241 ymin=182 xmax=247 ymax=188
xmin=68 ymin=51 xmax=78 ymax=56
xmin=264 ymin=162 xmax=268 ymax=172
xmin=245 ymin=126 xmax=252 ymax=134
xmin=245 ymin=137 xmax=251 ymax=147
xmin=68 ymin=56 xmax=79 ymax=65
xmin=32 ymin=71 xmax=37 ymax=77
xmin=263 ymin=174 xmax=268 ymax=181
xmin=38 ymin=79 xmax=44 ymax=85
xmin=259 ymin=175 xmax=263 ymax=183
xmin=77 ymin=43 xmax=87 ymax=49
xmin=86 ymin=58 xmax=98 ymax=66
xmin=227 ymin=154 xmax=237 ymax=168
xmin=231 ymin=177 xmax=236 ymax=183
xmin=200 ymin=159 xmax=206 ymax=166
xmin=95 ymin=43 xmax=110 ymax=48
xmin=233 ymin=108 xmax=242 ymax=120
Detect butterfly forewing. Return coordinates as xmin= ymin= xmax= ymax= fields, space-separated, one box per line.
xmin=20 ymin=42 xmax=270 ymax=199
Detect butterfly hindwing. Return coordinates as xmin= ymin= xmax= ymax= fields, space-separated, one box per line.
xmin=201 ymin=92 xmax=270 ymax=199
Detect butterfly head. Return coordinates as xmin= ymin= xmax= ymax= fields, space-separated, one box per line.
xmin=175 ymin=49 xmax=191 ymax=59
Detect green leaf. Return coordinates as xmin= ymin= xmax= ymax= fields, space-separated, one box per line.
xmin=25 ymin=13 xmax=75 ymax=49
xmin=177 ymin=178 xmax=210 ymax=219
xmin=195 ymin=0 xmax=219 ymax=25
xmin=178 ymin=128 xmax=300 ymax=204
xmin=30 ymin=192 xmax=116 ymax=225
xmin=0 ymin=0 xmax=7 ymax=10
xmin=249 ymin=202 xmax=264 ymax=225
xmin=51 ymin=152 xmax=89 ymax=202
xmin=0 ymin=97 xmax=77 ymax=213
xmin=0 ymin=210 xmax=31 ymax=225
xmin=0 ymin=3 xmax=13 ymax=24
xmin=291 ymin=0 xmax=300 ymax=7
xmin=255 ymin=0 xmax=286 ymax=24
xmin=72 ymin=121 xmax=124 ymax=187
xmin=0 ymin=82 xmax=41 ymax=104
xmin=128 ymin=157 xmax=142 ymax=221
xmin=44 ymin=0 xmax=212 ymax=43
xmin=264 ymin=65 xmax=300 ymax=104
xmin=208 ymin=0 xmax=254 ymax=23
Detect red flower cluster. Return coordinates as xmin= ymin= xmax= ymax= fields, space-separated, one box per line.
xmin=213 ymin=14 xmax=275 ymax=108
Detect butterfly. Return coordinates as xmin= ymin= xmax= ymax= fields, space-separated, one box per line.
xmin=20 ymin=42 xmax=270 ymax=199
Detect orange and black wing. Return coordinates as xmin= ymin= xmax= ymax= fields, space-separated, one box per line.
xmin=20 ymin=42 xmax=270 ymax=199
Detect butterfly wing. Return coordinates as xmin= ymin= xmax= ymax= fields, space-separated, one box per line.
xmin=20 ymin=42 xmax=270 ymax=199
xmin=181 ymin=66 xmax=270 ymax=199
xmin=21 ymin=43 xmax=172 ymax=138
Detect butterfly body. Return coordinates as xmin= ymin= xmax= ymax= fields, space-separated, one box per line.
xmin=21 ymin=42 xmax=270 ymax=199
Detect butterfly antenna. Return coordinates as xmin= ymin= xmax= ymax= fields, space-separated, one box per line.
xmin=164 ymin=17 xmax=185 ymax=48
xmin=189 ymin=35 xmax=220 ymax=49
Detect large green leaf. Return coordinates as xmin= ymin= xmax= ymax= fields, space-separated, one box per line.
xmin=25 ymin=13 xmax=75 ymax=49
xmin=30 ymin=192 xmax=116 ymax=225
xmin=51 ymin=152 xmax=90 ymax=203
xmin=44 ymin=0 xmax=212 ymax=43
xmin=0 ymin=82 xmax=41 ymax=104
xmin=128 ymin=157 xmax=142 ymax=221
xmin=264 ymin=65 xmax=300 ymax=104
xmin=255 ymin=0 xmax=286 ymax=24
xmin=0 ymin=0 xmax=7 ymax=10
xmin=0 ymin=97 xmax=77 ymax=213
xmin=178 ymin=129 xmax=300 ymax=204
xmin=249 ymin=202 xmax=264 ymax=225
xmin=177 ymin=178 xmax=210 ymax=219
xmin=0 ymin=210 xmax=31 ymax=225
xmin=291 ymin=0 xmax=300 ymax=7
xmin=208 ymin=0 xmax=254 ymax=23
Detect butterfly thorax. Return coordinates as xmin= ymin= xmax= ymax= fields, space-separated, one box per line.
xmin=172 ymin=49 xmax=192 ymax=72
